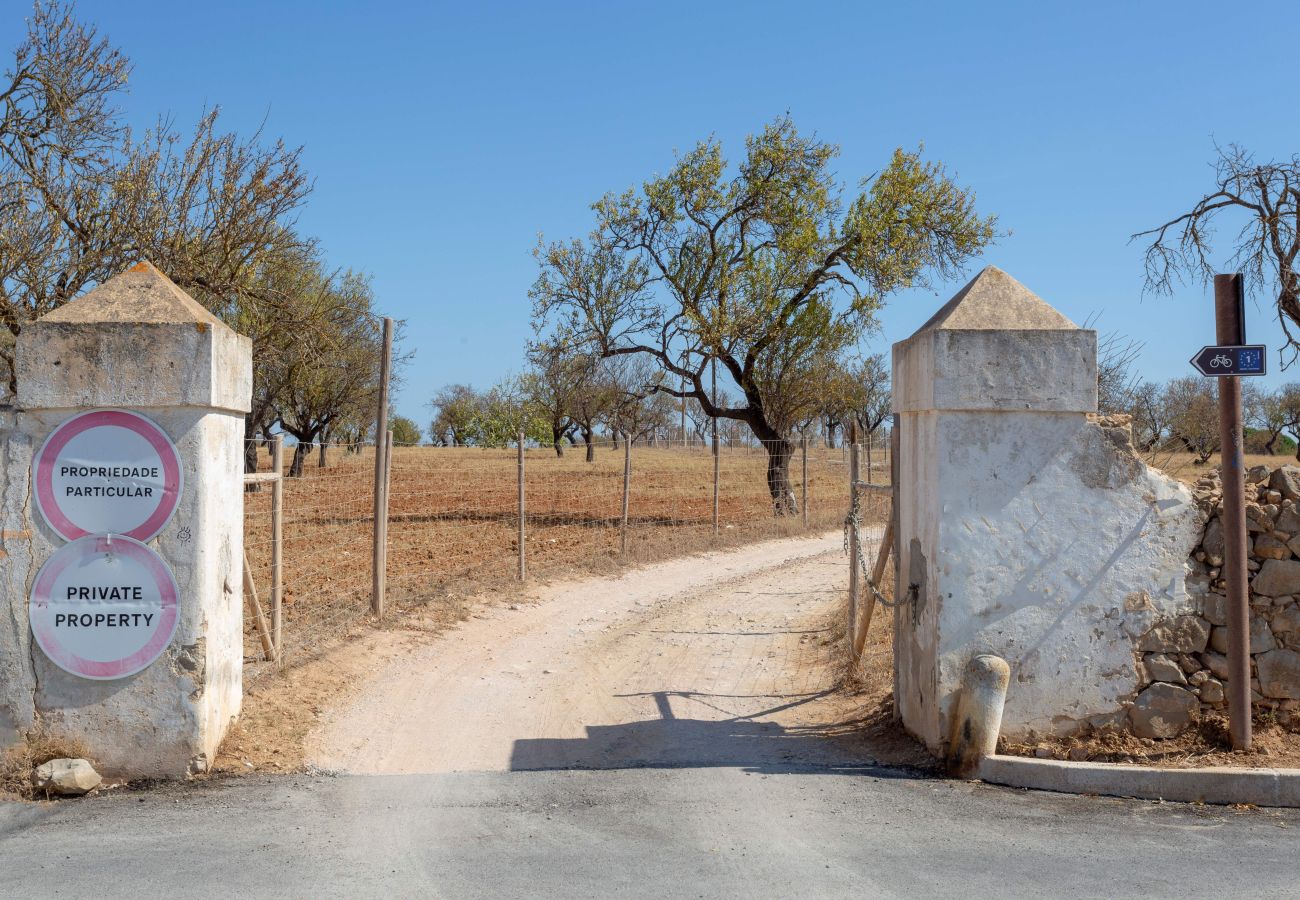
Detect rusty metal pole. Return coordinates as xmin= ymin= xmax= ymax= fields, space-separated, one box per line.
xmin=1215 ymin=274 xmax=1252 ymax=751
xmin=1218 ymin=279 xmax=1251 ymax=750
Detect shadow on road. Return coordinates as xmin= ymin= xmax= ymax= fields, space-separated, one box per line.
xmin=509 ymin=689 xmax=934 ymax=776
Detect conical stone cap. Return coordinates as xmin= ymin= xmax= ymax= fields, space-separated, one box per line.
xmin=911 ymin=266 xmax=1077 ymax=336
xmin=892 ymin=265 xmax=1096 ymax=414
xmin=17 ymin=261 xmax=251 ymax=413
xmin=39 ymin=261 xmax=228 ymax=330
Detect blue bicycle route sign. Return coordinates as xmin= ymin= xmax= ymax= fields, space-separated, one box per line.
xmin=1190 ymin=344 xmax=1267 ymax=377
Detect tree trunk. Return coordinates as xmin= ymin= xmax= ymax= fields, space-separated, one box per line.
xmin=762 ymin=438 xmax=798 ymax=516
xmin=318 ymin=441 xmax=328 ymax=468
xmin=583 ymin=428 xmax=595 ymax=463
xmin=289 ymin=440 xmax=313 ymax=477
xmin=244 ymin=414 xmax=263 ymax=475
xmin=552 ymin=424 xmax=565 ymax=458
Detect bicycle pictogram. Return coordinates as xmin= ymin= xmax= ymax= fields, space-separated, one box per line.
xmin=1210 ymin=354 xmax=1232 ymax=368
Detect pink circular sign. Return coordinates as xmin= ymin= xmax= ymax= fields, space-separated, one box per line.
xmin=30 ymin=535 xmax=180 ymax=680
xmin=34 ymin=409 xmax=183 ymax=542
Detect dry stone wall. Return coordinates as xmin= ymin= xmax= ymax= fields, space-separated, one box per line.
xmin=1132 ymin=463 xmax=1300 ymax=739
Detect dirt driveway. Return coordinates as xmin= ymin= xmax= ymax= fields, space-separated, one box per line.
xmin=311 ymin=531 xmax=924 ymax=774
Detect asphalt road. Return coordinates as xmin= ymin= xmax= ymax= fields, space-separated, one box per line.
xmin=2 ymin=766 xmax=1297 ymax=898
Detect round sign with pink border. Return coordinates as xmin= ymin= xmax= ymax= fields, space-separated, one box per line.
xmin=34 ymin=409 xmax=183 ymax=542
xmin=30 ymin=535 xmax=180 ymax=680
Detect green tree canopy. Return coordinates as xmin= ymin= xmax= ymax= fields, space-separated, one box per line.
xmin=390 ymin=415 xmax=422 ymax=446
xmin=531 ymin=116 xmax=996 ymax=512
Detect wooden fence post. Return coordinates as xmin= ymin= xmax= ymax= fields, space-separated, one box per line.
xmin=711 ymin=356 xmax=719 ymax=535
xmin=518 ymin=431 xmax=526 ymax=581
xmin=371 ymin=316 xmax=393 ymax=618
xmin=848 ymin=423 xmax=861 ymax=653
xmin=242 ymin=549 xmax=276 ymax=661
xmin=372 ymin=430 xmax=392 ymax=619
xmin=854 ymin=510 xmax=894 ymax=660
xmin=621 ymin=437 xmax=631 ymax=553
xmin=712 ymin=438 xmax=720 ymax=536
xmin=271 ymin=434 xmax=284 ymax=662
xmin=801 ymin=436 xmax=809 ymax=529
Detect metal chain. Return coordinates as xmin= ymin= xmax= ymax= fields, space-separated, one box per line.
xmin=843 ymin=480 xmax=910 ymax=609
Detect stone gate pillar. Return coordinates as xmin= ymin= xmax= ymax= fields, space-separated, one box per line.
xmin=1 ymin=261 xmax=251 ymax=777
xmin=891 ymin=266 xmax=1202 ymax=752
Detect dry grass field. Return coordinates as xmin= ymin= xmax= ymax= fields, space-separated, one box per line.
xmin=241 ymin=441 xmax=887 ymax=678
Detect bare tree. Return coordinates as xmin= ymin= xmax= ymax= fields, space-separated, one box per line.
xmin=1093 ymin=324 xmax=1144 ymax=416
xmin=523 ymin=341 xmax=597 ymax=457
xmin=276 ymin=273 xmax=386 ymax=476
xmin=1130 ymin=380 xmax=1170 ymax=452
xmin=568 ymin=362 xmax=619 ymax=461
xmin=0 ymin=2 xmax=315 ymax=434
xmin=1134 ymin=143 xmax=1300 ymax=365
xmin=1164 ymin=376 xmax=1220 ymax=463
xmin=1277 ymin=384 xmax=1300 ymax=461
xmin=1244 ymin=384 xmax=1287 ymax=455
xmin=684 ymin=395 xmax=717 ymax=444
xmin=604 ymin=356 xmax=673 ymax=444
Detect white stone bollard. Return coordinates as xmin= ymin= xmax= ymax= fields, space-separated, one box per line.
xmin=946 ymin=654 xmax=1010 ymax=778
xmin=1 ymin=262 xmax=251 ymax=777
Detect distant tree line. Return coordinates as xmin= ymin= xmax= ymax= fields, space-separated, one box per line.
xmin=1097 ymin=329 xmax=1300 ymax=463
xmin=428 ymin=347 xmax=894 ymax=462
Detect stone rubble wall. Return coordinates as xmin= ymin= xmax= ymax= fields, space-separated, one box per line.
xmin=1129 ymin=463 xmax=1300 ymax=739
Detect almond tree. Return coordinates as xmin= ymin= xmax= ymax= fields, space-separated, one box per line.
xmin=531 ymin=117 xmax=996 ymax=513
xmin=0 ymin=3 xmax=312 ymax=397
xmin=429 ymin=385 xmax=481 ymax=446
xmin=1164 ymin=376 xmax=1220 ymax=464
xmin=523 ymin=341 xmax=597 ymax=457
xmin=568 ymin=361 xmax=619 ymax=461
xmin=276 ymin=272 xmax=386 ymax=476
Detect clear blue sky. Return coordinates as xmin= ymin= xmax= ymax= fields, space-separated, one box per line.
xmin=6 ymin=1 xmax=1296 ymax=424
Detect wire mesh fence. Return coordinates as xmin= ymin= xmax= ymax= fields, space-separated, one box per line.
xmin=241 ymin=435 xmax=891 ymax=681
